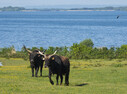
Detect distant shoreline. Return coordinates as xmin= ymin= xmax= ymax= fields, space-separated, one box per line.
xmin=0 ymin=9 xmax=117 ymax=12
xmin=21 ymin=9 xmax=115 ymax=12
xmin=60 ymin=10 xmax=115 ymax=11
xmin=0 ymin=6 xmax=127 ymax=11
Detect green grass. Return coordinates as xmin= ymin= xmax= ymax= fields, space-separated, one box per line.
xmin=0 ymin=58 xmax=127 ymax=94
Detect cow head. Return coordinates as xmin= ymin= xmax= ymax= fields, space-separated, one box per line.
xmin=29 ymin=50 xmax=44 ymax=62
xmin=23 ymin=45 xmax=45 ymax=62
xmin=43 ymin=50 xmax=57 ymax=68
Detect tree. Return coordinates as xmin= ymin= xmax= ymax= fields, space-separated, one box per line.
xmin=79 ymin=39 xmax=94 ymax=48
xmin=108 ymin=47 xmax=116 ymax=59
xmin=31 ymin=47 xmax=39 ymax=51
xmin=46 ymin=47 xmax=56 ymax=54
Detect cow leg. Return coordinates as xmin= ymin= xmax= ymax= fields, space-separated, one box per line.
xmin=49 ymin=69 xmax=54 ymax=85
xmin=40 ymin=65 xmax=43 ymax=76
xmin=56 ymin=74 xmax=59 ymax=85
xmin=31 ymin=66 xmax=34 ymax=77
xmin=60 ymin=75 xmax=63 ymax=85
xmin=65 ymin=73 xmax=69 ymax=86
xmin=35 ymin=66 xmax=39 ymax=77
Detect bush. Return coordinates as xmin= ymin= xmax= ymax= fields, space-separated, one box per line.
xmin=79 ymin=39 xmax=94 ymax=47
xmin=0 ymin=39 xmax=127 ymax=60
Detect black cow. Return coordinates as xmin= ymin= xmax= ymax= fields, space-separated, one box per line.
xmin=44 ymin=54 xmax=70 ymax=86
xmin=24 ymin=46 xmax=45 ymax=77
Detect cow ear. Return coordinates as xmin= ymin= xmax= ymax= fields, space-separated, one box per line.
xmin=52 ymin=57 xmax=55 ymax=60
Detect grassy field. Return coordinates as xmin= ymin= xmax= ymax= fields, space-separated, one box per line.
xmin=0 ymin=58 xmax=127 ymax=94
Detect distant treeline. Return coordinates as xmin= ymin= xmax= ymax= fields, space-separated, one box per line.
xmin=70 ymin=6 xmax=127 ymax=11
xmin=1 ymin=6 xmax=127 ymax=11
xmin=0 ymin=6 xmax=25 ymax=11
xmin=0 ymin=39 xmax=127 ymax=60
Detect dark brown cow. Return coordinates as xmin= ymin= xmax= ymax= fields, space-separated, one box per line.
xmin=44 ymin=53 xmax=70 ymax=86
xmin=24 ymin=46 xmax=45 ymax=77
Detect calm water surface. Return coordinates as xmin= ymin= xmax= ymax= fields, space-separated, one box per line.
xmin=0 ymin=11 xmax=127 ymax=50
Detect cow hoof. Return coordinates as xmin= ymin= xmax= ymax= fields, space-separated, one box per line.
xmin=65 ymin=83 xmax=69 ymax=86
xmin=51 ymin=81 xmax=54 ymax=85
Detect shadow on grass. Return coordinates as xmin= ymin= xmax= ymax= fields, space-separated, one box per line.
xmin=75 ymin=83 xmax=88 ymax=87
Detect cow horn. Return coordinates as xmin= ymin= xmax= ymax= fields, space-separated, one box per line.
xmin=23 ymin=45 xmax=32 ymax=54
xmin=53 ymin=50 xmax=57 ymax=55
xmin=38 ymin=51 xmax=44 ymax=55
xmin=40 ymin=50 xmax=46 ymax=55
xmin=42 ymin=50 xmax=57 ymax=60
xmin=47 ymin=50 xmax=57 ymax=58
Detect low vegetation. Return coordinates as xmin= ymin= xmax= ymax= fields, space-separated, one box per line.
xmin=0 ymin=58 xmax=127 ymax=94
xmin=0 ymin=39 xmax=127 ymax=60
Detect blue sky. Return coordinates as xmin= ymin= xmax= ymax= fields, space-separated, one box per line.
xmin=1 ymin=0 xmax=127 ymax=8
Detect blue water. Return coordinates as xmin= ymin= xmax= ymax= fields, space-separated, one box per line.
xmin=0 ymin=11 xmax=127 ymax=50
xmin=0 ymin=62 xmax=3 ymax=66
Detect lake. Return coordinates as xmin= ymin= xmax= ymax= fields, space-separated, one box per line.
xmin=0 ymin=62 xmax=3 ymax=66
xmin=0 ymin=11 xmax=127 ymax=50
